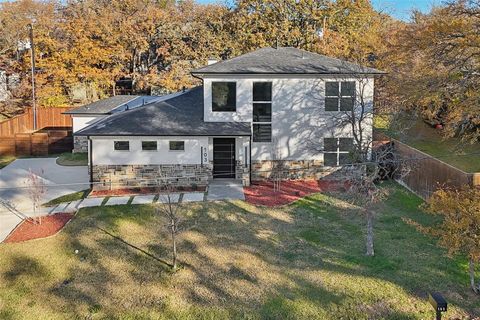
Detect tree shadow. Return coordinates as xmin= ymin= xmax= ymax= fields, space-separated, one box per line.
xmin=3 ymin=187 xmax=475 ymax=318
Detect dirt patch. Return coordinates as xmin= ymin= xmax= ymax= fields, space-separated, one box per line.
xmin=244 ymin=179 xmax=346 ymax=207
xmin=4 ymin=213 xmax=74 ymax=243
xmin=90 ymin=186 xmax=206 ymax=197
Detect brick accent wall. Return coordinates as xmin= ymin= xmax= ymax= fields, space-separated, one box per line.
xmin=92 ymin=164 xmax=213 ymax=191
xmin=251 ymin=160 xmax=340 ymax=180
xmin=73 ymin=135 xmax=88 ymax=153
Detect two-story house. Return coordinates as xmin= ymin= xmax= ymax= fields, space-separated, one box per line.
xmin=75 ymin=47 xmax=384 ymax=191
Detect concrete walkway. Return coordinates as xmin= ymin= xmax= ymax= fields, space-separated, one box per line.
xmin=1 ymin=177 xmax=245 ymax=243
xmin=206 ymin=179 xmax=245 ymax=201
xmin=0 ymin=158 xmax=89 ymax=242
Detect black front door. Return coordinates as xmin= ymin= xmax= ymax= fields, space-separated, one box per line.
xmin=213 ymin=138 xmax=236 ymax=179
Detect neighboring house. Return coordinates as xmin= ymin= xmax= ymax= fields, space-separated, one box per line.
xmin=76 ymin=47 xmax=384 ymax=191
xmin=65 ymin=95 xmax=162 ymax=152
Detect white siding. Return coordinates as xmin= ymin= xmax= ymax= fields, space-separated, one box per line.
xmin=202 ymin=75 xmax=374 ymax=161
xmin=72 ymin=115 xmax=105 ymax=133
xmin=91 ymin=136 xmax=209 ymax=165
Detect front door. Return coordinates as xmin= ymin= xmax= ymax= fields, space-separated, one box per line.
xmin=213 ymin=138 xmax=236 ymax=179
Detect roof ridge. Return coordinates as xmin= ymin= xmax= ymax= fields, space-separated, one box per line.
xmin=191 ymin=46 xmax=385 ymax=75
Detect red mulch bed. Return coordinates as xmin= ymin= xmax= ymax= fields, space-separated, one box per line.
xmin=244 ymin=180 xmax=347 ymax=207
xmin=90 ymin=186 xmax=206 ymax=197
xmin=4 ymin=213 xmax=74 ymax=243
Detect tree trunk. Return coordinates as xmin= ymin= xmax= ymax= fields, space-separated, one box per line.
xmin=171 ymin=219 xmax=177 ymax=270
xmin=469 ymin=258 xmax=477 ymax=293
xmin=366 ymin=210 xmax=375 ymax=256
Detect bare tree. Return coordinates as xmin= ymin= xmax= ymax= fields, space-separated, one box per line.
xmin=156 ymin=185 xmax=182 ymax=271
xmin=306 ymin=61 xmax=413 ymax=256
xmin=270 ymin=138 xmax=285 ymax=193
xmin=25 ymin=168 xmax=47 ymax=224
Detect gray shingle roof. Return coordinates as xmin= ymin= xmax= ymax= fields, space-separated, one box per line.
xmin=192 ymin=47 xmax=385 ymax=75
xmin=76 ymin=87 xmax=251 ymax=136
xmin=64 ymin=95 xmax=140 ymax=115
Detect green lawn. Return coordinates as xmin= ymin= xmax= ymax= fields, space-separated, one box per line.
xmin=0 ymin=155 xmax=16 ymax=169
xmin=0 ymin=182 xmax=478 ymax=319
xmin=56 ymin=152 xmax=88 ymax=166
xmin=43 ymin=189 xmax=90 ymax=207
xmin=378 ymin=119 xmax=480 ymax=173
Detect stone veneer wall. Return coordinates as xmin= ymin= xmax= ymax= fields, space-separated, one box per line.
xmin=92 ymin=164 xmax=212 ymax=191
xmin=73 ymin=135 xmax=88 ymax=153
xmin=236 ymin=161 xmax=250 ymax=186
xmin=251 ymin=160 xmax=341 ymax=181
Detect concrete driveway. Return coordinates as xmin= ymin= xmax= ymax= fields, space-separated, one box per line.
xmin=0 ymin=158 xmax=89 ymax=241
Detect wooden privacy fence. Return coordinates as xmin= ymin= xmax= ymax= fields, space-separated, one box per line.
xmin=392 ymin=139 xmax=480 ymax=199
xmin=0 ymin=107 xmax=72 ymax=136
xmin=0 ymin=129 xmax=73 ymax=156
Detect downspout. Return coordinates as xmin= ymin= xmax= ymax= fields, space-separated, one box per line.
xmin=88 ymin=137 xmax=93 ymax=190
xmin=249 ymin=135 xmax=252 ymax=186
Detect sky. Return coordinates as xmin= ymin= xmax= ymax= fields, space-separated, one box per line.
xmin=371 ymin=0 xmax=442 ymax=20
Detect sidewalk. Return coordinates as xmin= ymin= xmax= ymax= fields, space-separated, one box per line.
xmin=1 ymin=185 xmax=245 ymax=243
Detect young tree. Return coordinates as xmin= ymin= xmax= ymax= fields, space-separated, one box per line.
xmin=270 ymin=138 xmax=285 ymax=193
xmin=25 ymin=168 xmax=47 ymax=224
xmin=413 ymin=186 xmax=480 ymax=293
xmin=306 ymin=58 xmax=412 ymax=256
xmin=156 ymin=185 xmax=182 ymax=271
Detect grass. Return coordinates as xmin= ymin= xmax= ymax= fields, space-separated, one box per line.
xmin=0 ymin=182 xmax=478 ymax=319
xmin=1 ymin=153 xmax=87 ymax=169
xmin=55 ymin=152 xmax=88 ymax=166
xmin=43 ymin=189 xmax=90 ymax=207
xmin=377 ymin=119 xmax=480 ymax=173
xmin=0 ymin=155 xmax=16 ymax=169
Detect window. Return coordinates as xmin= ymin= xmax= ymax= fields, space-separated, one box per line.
xmin=114 ymin=141 xmax=129 ymax=151
xmin=325 ymin=81 xmax=355 ymax=111
xmin=253 ymin=82 xmax=272 ymax=142
xmin=142 ymin=141 xmax=157 ymax=151
xmin=253 ymin=124 xmax=272 ymax=142
xmin=323 ymin=138 xmax=353 ymax=166
xmin=169 ymin=141 xmax=185 ymax=151
xmin=253 ymin=82 xmax=272 ymax=101
xmin=212 ymin=82 xmax=236 ymax=111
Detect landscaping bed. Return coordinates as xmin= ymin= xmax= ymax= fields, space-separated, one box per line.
xmin=90 ymin=186 xmax=206 ymax=197
xmin=244 ymin=179 xmax=346 ymax=206
xmin=4 ymin=213 xmax=74 ymax=243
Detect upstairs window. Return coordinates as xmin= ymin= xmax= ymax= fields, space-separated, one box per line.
xmin=114 ymin=141 xmax=129 ymax=151
xmin=323 ymin=138 xmax=354 ymax=166
xmin=212 ymin=82 xmax=236 ymax=112
xmin=325 ymin=81 xmax=355 ymax=111
xmin=253 ymin=82 xmax=272 ymax=142
xmin=142 ymin=141 xmax=157 ymax=151
xmin=169 ymin=141 xmax=185 ymax=151
xmin=253 ymin=82 xmax=272 ymax=101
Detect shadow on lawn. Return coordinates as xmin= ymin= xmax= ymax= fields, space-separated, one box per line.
xmin=19 ymin=187 xmax=473 ymax=319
